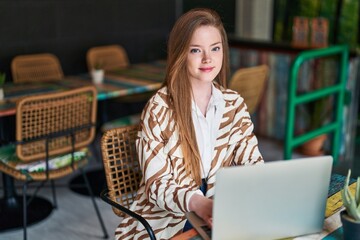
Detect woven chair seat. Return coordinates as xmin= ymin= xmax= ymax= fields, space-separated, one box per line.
xmin=0 ymin=144 xmax=88 ymax=181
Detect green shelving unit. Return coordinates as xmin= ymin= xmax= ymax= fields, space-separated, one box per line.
xmin=284 ymin=45 xmax=349 ymax=164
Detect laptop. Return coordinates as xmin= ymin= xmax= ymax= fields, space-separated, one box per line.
xmin=186 ymin=156 xmax=333 ymax=240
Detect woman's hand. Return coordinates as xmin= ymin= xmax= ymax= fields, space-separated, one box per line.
xmin=189 ymin=194 xmax=213 ymax=228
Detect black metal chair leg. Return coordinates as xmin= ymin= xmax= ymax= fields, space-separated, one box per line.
xmin=50 ymin=180 xmax=57 ymax=208
xmin=90 ymin=132 xmax=103 ymax=163
xmin=81 ymin=168 xmax=109 ymax=239
xmin=23 ymin=182 xmax=28 ymax=240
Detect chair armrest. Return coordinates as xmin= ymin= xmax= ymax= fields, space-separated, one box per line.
xmin=100 ymin=189 xmax=156 ymax=240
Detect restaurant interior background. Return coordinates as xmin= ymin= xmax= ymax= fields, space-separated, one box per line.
xmin=0 ymin=0 xmax=358 ymax=77
xmin=1 ymin=0 xmax=358 ymax=164
xmin=0 ymin=0 xmax=360 ymax=239
xmin=0 ymin=0 xmax=359 ymax=167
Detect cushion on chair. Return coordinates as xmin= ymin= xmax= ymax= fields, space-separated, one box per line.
xmin=0 ymin=144 xmax=89 ymax=180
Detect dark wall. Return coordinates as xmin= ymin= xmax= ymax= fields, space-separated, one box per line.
xmin=183 ymin=0 xmax=236 ymax=33
xmin=0 ymin=0 xmax=176 ymax=81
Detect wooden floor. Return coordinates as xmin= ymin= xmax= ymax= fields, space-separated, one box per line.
xmin=0 ymin=136 xmax=359 ymax=240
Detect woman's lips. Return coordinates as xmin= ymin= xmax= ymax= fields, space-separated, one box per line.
xmin=199 ymin=67 xmax=215 ymax=72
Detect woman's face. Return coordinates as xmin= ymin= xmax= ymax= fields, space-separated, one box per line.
xmin=187 ymin=25 xmax=223 ymax=86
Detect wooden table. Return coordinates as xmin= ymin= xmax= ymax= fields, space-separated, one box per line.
xmin=0 ymin=60 xmax=165 ymax=117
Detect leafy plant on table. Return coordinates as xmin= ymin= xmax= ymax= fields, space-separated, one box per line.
xmin=341 ymin=169 xmax=360 ymax=222
xmin=0 ymin=72 xmax=5 ymax=86
xmin=93 ymin=61 xmax=104 ymax=70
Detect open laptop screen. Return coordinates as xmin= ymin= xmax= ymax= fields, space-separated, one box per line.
xmin=213 ymin=156 xmax=333 ymax=240
xmin=187 ymin=156 xmax=333 ymax=240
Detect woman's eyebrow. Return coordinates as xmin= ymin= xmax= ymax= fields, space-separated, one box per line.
xmin=189 ymin=41 xmax=222 ymax=47
xmin=210 ymin=41 xmax=222 ymax=46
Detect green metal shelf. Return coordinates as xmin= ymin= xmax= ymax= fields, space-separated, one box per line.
xmin=284 ymin=45 xmax=349 ymax=164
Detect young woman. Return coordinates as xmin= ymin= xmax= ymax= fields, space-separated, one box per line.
xmin=115 ymin=8 xmax=263 ymax=239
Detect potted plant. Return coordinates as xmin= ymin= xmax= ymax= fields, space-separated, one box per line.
xmin=340 ymin=169 xmax=360 ymax=239
xmin=299 ymin=97 xmax=332 ymax=156
xmin=0 ymin=72 xmax=5 ymax=100
xmin=91 ymin=62 xmax=104 ymax=84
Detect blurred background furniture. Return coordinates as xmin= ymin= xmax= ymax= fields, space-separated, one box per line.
xmin=0 ymin=0 xmax=359 ymax=171
xmin=86 ymin=45 xmax=129 ymax=72
xmin=11 ymin=53 xmax=64 ymax=83
xmin=1 ymin=56 xmax=164 ymax=200
xmin=100 ymin=125 xmax=155 ymax=240
xmin=229 ymin=64 xmax=269 ymax=115
xmin=86 ymin=44 xmax=130 ymax=125
xmin=86 ymin=44 xmax=159 ymax=129
xmin=0 ymin=61 xmax=165 ymax=118
xmin=0 ymin=86 xmax=108 ymax=239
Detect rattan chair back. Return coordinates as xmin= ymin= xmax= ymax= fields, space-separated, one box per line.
xmin=11 ymin=53 xmax=64 ymax=83
xmin=16 ymin=86 xmax=97 ymax=162
xmin=101 ymin=125 xmax=141 ymax=217
xmin=229 ymin=65 xmax=269 ymax=114
xmin=87 ymin=45 xmax=130 ymax=72
xmin=0 ymin=85 xmax=108 ymax=239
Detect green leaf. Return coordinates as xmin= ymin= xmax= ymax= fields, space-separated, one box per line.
xmin=0 ymin=72 xmax=5 ymax=86
xmin=356 ymin=177 xmax=360 ymax=205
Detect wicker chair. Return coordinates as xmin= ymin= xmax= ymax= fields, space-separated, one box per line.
xmin=11 ymin=53 xmax=64 ymax=83
xmin=86 ymin=45 xmax=153 ymax=130
xmin=86 ymin=44 xmax=129 ymax=71
xmin=229 ymin=65 xmax=269 ymax=114
xmin=0 ymin=86 xmax=108 ymax=239
xmin=100 ymin=125 xmax=156 ymax=240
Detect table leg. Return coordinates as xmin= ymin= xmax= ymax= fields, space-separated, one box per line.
xmin=2 ymin=173 xmax=19 ymax=208
xmin=0 ymin=173 xmax=53 ymax=232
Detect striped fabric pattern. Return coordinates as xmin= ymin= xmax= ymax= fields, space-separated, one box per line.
xmin=115 ymin=84 xmax=263 ymax=240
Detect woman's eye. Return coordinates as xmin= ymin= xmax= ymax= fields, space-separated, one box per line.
xmin=190 ymin=48 xmax=201 ymax=53
xmin=212 ymin=46 xmax=221 ymax=51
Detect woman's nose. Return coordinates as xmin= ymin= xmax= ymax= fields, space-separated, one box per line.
xmin=202 ymin=52 xmax=211 ymax=63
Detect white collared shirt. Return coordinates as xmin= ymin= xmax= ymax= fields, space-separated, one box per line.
xmin=192 ymin=84 xmax=224 ymax=179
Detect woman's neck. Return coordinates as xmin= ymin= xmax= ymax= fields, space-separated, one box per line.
xmin=192 ymin=82 xmax=212 ymax=116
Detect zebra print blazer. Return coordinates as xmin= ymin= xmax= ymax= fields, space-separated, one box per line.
xmin=115 ymin=84 xmax=263 ymax=240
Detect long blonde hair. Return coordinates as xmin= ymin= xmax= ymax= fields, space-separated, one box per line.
xmin=164 ymin=8 xmax=230 ymax=185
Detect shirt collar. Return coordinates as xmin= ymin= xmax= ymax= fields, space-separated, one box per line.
xmin=210 ymin=83 xmax=224 ymax=108
xmin=191 ymin=83 xmax=224 ymax=113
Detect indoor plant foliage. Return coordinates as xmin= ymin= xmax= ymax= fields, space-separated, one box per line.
xmin=298 ymin=97 xmax=332 ymax=156
xmin=0 ymin=72 xmax=5 ymax=86
xmin=341 ymin=169 xmax=360 ymax=239
xmin=341 ymin=169 xmax=360 ymax=221
xmin=0 ymin=72 xmax=5 ymax=100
